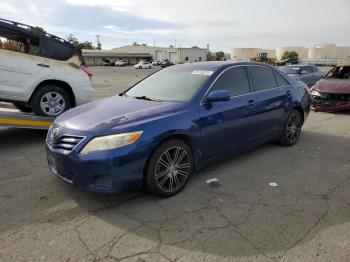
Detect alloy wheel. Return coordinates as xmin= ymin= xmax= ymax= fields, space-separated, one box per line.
xmin=286 ymin=113 xmax=302 ymax=143
xmin=155 ymin=146 xmax=191 ymax=193
xmin=40 ymin=91 xmax=66 ymax=116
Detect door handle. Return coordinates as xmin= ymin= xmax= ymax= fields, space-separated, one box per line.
xmin=247 ymin=100 xmax=256 ymax=108
xmin=37 ymin=63 xmax=50 ymax=68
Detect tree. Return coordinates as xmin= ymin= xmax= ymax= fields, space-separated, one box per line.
xmin=30 ymin=26 xmax=46 ymax=36
xmin=66 ymin=34 xmax=96 ymax=50
xmin=215 ymin=51 xmax=225 ymax=61
xmin=281 ymin=51 xmax=299 ymax=60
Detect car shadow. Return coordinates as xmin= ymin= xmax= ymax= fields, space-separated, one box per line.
xmin=1 ymin=128 xmax=350 ymax=260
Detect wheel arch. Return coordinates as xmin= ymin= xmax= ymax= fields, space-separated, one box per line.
xmin=29 ymin=80 xmax=76 ymax=107
xmin=292 ymin=105 xmax=305 ymax=124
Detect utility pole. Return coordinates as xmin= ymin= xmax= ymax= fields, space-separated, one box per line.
xmin=96 ymin=34 xmax=101 ymax=50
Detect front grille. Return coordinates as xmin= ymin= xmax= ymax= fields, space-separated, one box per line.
xmin=312 ymin=93 xmax=350 ymax=107
xmin=47 ymin=132 xmax=85 ymax=154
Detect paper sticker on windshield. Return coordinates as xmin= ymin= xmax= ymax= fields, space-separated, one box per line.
xmin=192 ymin=70 xmax=213 ymax=76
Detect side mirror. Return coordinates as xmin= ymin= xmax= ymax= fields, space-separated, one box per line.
xmin=301 ymin=71 xmax=308 ymax=74
xmin=206 ymin=90 xmax=230 ymax=103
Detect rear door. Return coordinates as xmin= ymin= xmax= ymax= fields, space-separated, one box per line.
xmin=0 ymin=49 xmax=52 ymax=99
xmin=198 ymin=66 xmax=259 ymax=160
xmin=246 ymin=65 xmax=291 ymax=142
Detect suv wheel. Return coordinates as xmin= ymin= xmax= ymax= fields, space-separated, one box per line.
xmin=31 ymin=85 xmax=71 ymax=117
xmin=146 ymin=139 xmax=193 ymax=197
xmin=278 ymin=109 xmax=303 ymax=146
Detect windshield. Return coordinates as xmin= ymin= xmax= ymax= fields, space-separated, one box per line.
xmin=125 ymin=67 xmax=211 ymax=102
xmin=324 ymin=66 xmax=350 ymax=79
xmin=279 ymin=66 xmax=301 ymax=74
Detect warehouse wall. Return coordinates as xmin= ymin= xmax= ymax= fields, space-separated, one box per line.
xmin=231 ymin=48 xmax=276 ymax=60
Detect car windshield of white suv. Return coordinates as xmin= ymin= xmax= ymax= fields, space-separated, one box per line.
xmin=124 ymin=68 xmax=211 ymax=102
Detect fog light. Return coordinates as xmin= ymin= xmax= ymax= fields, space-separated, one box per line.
xmin=93 ymin=176 xmax=112 ymax=188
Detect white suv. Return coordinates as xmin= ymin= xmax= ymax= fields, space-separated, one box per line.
xmin=0 ymin=19 xmax=95 ymax=117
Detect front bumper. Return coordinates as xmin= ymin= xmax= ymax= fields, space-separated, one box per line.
xmin=46 ymin=130 xmax=150 ymax=193
xmin=312 ymin=102 xmax=350 ymax=112
xmin=311 ymin=97 xmax=350 ymax=112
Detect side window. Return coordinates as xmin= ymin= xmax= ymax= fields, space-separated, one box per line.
xmin=274 ymin=72 xmax=289 ymax=87
xmin=302 ymin=66 xmax=312 ymax=74
xmin=211 ymin=67 xmax=251 ymax=97
xmin=310 ymin=66 xmax=318 ymax=73
xmin=247 ymin=66 xmax=277 ymax=91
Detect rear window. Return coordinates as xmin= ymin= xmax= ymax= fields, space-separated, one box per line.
xmin=274 ymin=72 xmax=289 ymax=86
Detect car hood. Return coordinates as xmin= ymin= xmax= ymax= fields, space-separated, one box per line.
xmin=313 ymin=79 xmax=350 ymax=94
xmin=55 ymin=96 xmax=186 ymax=134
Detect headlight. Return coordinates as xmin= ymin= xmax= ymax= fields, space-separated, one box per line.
xmin=310 ymin=90 xmax=321 ymax=96
xmin=80 ymin=131 xmax=143 ymax=155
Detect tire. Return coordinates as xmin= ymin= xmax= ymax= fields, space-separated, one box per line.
xmin=13 ymin=103 xmax=32 ymax=113
xmin=278 ymin=109 xmax=303 ymax=146
xmin=31 ymin=85 xmax=71 ymax=117
xmin=145 ymin=139 xmax=194 ymax=197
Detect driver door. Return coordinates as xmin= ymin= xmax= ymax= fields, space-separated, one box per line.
xmin=197 ymin=66 xmax=259 ymax=161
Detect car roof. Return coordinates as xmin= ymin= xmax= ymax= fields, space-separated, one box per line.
xmin=166 ymin=61 xmax=276 ymax=72
xmin=282 ymin=64 xmax=312 ymax=67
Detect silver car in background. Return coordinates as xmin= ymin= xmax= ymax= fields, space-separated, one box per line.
xmin=278 ymin=65 xmax=324 ymax=87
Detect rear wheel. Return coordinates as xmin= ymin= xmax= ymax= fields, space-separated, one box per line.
xmin=278 ymin=109 xmax=303 ymax=146
xmin=13 ymin=103 xmax=32 ymax=113
xmin=31 ymin=85 xmax=71 ymax=117
xmin=146 ymin=139 xmax=193 ymax=197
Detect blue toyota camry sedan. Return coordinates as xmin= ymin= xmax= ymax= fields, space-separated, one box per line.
xmin=46 ymin=61 xmax=311 ymax=197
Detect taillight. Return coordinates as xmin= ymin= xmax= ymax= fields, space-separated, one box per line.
xmin=80 ymin=65 xmax=93 ymax=80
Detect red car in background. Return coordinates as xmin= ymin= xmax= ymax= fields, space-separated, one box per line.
xmin=311 ymin=63 xmax=350 ymax=112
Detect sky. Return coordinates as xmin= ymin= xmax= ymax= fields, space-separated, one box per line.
xmin=0 ymin=0 xmax=349 ymax=52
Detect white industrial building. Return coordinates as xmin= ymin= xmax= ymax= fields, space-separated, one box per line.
xmin=276 ymin=44 xmax=350 ymax=62
xmin=231 ymin=48 xmax=276 ymax=61
xmin=111 ymin=45 xmax=209 ymax=64
xmin=232 ymin=44 xmax=350 ymax=64
xmin=276 ymin=46 xmax=309 ymax=60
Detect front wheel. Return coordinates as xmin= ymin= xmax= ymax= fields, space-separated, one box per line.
xmin=278 ymin=109 xmax=303 ymax=146
xmin=145 ymin=139 xmax=193 ymax=197
xmin=31 ymin=85 xmax=71 ymax=117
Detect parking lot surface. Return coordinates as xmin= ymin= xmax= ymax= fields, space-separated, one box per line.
xmin=0 ymin=66 xmax=350 ymax=262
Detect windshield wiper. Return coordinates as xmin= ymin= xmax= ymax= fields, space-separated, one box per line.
xmin=133 ymin=96 xmax=161 ymax=102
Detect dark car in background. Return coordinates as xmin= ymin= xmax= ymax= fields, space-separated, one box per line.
xmin=46 ymin=62 xmax=310 ymax=197
xmin=311 ymin=64 xmax=350 ymax=112
xmin=160 ymin=60 xmax=175 ymax=68
xmin=279 ymin=65 xmax=324 ymax=87
xmin=275 ymin=58 xmax=300 ymax=66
